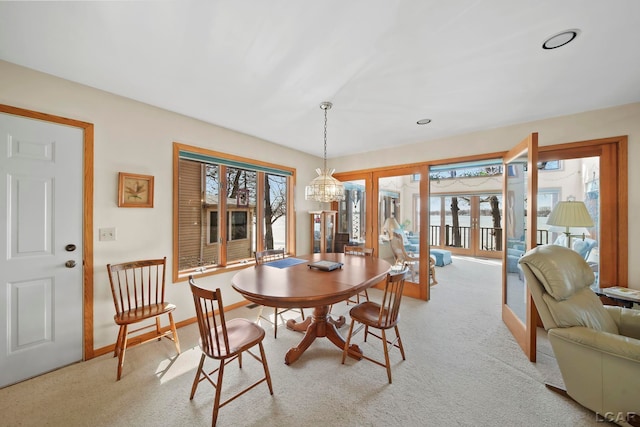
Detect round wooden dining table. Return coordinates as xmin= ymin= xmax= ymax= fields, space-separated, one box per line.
xmin=231 ymin=252 xmax=391 ymax=365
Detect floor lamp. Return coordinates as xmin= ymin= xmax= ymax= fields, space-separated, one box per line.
xmin=546 ymin=200 xmax=594 ymax=248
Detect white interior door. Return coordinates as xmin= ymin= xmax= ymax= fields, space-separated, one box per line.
xmin=0 ymin=113 xmax=83 ymax=387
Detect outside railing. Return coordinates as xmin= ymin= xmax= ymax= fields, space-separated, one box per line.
xmin=428 ymin=225 xmax=550 ymax=251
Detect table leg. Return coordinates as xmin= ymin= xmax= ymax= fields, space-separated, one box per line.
xmin=286 ymin=315 xmax=311 ymax=333
xmin=284 ymin=305 xmax=362 ymax=365
xmin=328 ymin=314 xmax=346 ymax=328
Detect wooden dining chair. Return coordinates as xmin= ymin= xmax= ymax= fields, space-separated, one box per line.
xmin=341 ymin=267 xmax=408 ymax=383
xmin=343 ymin=245 xmax=375 ymax=304
xmin=254 ymin=249 xmax=304 ymax=338
xmin=106 ymin=257 xmax=180 ymax=380
xmin=189 ymin=276 xmax=273 ymax=426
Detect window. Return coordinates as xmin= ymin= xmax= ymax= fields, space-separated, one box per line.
xmin=207 ymin=210 xmax=218 ymax=244
xmin=173 ymin=143 xmax=295 ymax=281
xmin=264 ymin=173 xmax=288 ymax=250
xmin=538 ymin=160 xmax=562 ymax=171
xmin=230 ymin=211 xmax=248 ymax=240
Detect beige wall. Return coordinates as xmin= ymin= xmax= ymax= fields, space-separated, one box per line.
xmin=1 ymin=59 xmax=638 ymax=350
xmin=0 ymin=60 xmax=324 ymax=349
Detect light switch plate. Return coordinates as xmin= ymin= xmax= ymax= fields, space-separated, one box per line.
xmin=99 ymin=227 xmax=116 ymax=241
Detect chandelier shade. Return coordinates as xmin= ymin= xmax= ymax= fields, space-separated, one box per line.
xmin=305 ymin=102 xmax=345 ymax=203
xmin=305 ymin=168 xmax=344 ymax=203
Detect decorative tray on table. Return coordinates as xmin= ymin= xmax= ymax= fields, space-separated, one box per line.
xmin=308 ymin=260 xmax=344 ymax=271
xmin=602 ymin=287 xmax=640 ymax=303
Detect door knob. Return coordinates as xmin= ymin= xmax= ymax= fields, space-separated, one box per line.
xmin=65 ymin=260 xmax=77 ymax=268
xmin=65 ymin=244 xmax=76 ymax=252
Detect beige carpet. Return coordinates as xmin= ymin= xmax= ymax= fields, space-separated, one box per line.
xmin=0 ymin=256 xmax=600 ymax=426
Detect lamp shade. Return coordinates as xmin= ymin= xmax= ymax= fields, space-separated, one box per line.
xmin=305 ymin=168 xmax=345 ymax=203
xmin=546 ymin=201 xmax=594 ymax=228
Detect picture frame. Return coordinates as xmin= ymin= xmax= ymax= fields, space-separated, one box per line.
xmin=236 ymin=189 xmax=249 ymax=207
xmin=118 ymin=172 xmax=154 ymax=208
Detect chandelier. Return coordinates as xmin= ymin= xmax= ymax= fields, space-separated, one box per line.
xmin=304 ymin=101 xmax=345 ymax=203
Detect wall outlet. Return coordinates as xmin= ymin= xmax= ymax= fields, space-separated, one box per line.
xmin=99 ymin=227 xmax=116 ymax=241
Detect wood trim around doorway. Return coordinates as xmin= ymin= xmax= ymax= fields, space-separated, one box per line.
xmin=335 ymin=135 xmax=629 ymax=299
xmin=0 ymin=104 xmax=95 ymax=359
xmin=539 ymin=135 xmax=628 ymax=287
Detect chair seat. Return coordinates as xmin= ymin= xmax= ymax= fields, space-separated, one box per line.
xmin=114 ymin=302 xmax=176 ymax=325
xmin=349 ymin=302 xmax=399 ymax=329
xmin=206 ymin=318 xmax=266 ymax=359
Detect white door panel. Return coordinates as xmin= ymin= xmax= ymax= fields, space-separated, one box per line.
xmin=11 ymin=174 xmax=52 ymax=255
xmin=0 ymin=113 xmax=83 ymax=387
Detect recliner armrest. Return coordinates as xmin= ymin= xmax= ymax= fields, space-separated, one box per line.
xmin=549 ymin=326 xmax=640 ymax=362
xmin=604 ymin=305 xmax=640 ymax=340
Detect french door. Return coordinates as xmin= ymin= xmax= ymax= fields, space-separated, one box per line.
xmin=502 ymin=133 xmax=538 ymax=362
xmin=334 ymin=134 xmax=627 ymax=318
xmin=432 ymin=193 xmax=502 ymax=258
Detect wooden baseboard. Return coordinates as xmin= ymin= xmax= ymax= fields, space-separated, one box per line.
xmin=91 ymin=299 xmax=252 ymax=358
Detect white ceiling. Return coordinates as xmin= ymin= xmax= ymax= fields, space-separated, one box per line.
xmin=1 ymin=1 xmax=639 ymax=158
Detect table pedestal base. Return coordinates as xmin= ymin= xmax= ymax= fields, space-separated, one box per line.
xmin=285 ymin=305 xmax=362 ymax=365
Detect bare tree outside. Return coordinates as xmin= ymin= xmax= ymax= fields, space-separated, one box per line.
xmin=486 ymin=195 xmax=502 ymax=250
xmin=450 ymin=196 xmax=461 ymax=247
xmin=264 ymin=174 xmax=287 ymax=249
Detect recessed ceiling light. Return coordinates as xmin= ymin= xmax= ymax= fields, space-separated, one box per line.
xmin=542 ymin=29 xmax=580 ymax=50
xmin=417 ymin=118 xmax=432 ymax=125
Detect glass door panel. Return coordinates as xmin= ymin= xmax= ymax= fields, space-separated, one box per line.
xmin=505 ymin=162 xmax=527 ymax=323
xmin=444 ymin=196 xmax=471 ymax=252
xmin=429 ymin=196 xmax=443 ymax=247
xmin=537 ymin=157 xmax=600 ymax=283
xmin=502 ymin=133 xmax=538 ymax=362
xmin=477 ymin=193 xmax=503 ymax=254
xmin=378 ymin=174 xmax=420 ymax=282
xmin=337 ymin=180 xmax=367 ymax=249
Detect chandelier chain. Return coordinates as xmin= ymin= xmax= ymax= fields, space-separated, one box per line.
xmin=304 ymin=101 xmax=344 ymax=202
xmin=323 ymin=106 xmax=328 ymax=172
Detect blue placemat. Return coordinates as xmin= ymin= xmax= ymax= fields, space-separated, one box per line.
xmin=265 ymin=257 xmax=307 ymax=269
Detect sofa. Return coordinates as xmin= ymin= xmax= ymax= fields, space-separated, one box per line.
xmin=552 ymin=234 xmax=597 ymax=260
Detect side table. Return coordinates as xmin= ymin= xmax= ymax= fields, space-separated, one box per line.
xmin=592 ymin=285 xmax=639 ymax=309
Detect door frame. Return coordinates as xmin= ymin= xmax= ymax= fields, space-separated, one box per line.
xmin=0 ymin=104 xmax=95 ymax=360
xmin=331 ymin=135 xmax=628 ymax=313
xmin=334 ymin=164 xmax=431 ymax=301
xmin=538 ymin=136 xmax=628 ymax=288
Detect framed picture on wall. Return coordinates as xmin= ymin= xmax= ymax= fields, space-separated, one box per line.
xmin=118 ymin=172 xmax=154 ymax=208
